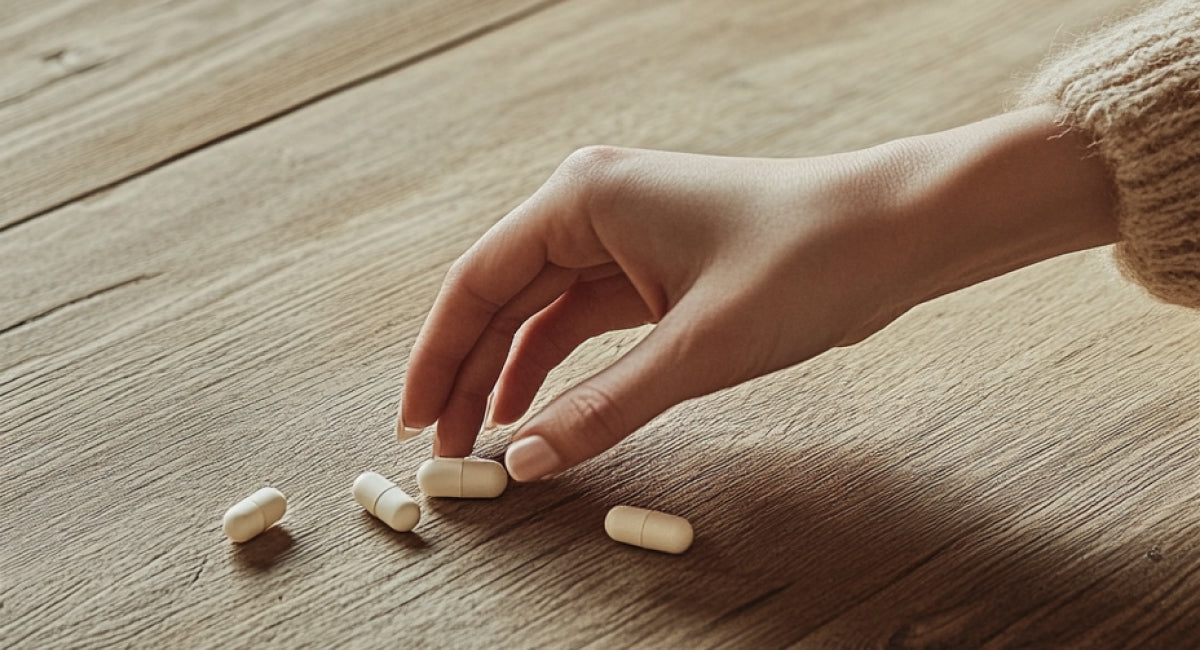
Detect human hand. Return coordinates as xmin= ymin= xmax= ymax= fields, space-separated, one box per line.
xmin=399 ymin=108 xmax=1117 ymax=482
xmin=399 ymin=144 xmax=918 ymax=480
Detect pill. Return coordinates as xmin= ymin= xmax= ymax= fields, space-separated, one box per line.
xmin=604 ymin=505 xmax=693 ymax=554
xmin=416 ymin=457 xmax=507 ymax=498
xmin=222 ymin=487 xmax=287 ymax=543
xmin=353 ymin=471 xmax=420 ymax=532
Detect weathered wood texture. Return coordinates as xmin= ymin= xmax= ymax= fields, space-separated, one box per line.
xmin=4 ymin=0 xmax=1197 ymax=648
xmin=0 ymin=0 xmax=555 ymax=229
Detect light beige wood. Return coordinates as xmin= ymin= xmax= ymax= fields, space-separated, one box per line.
xmin=4 ymin=0 xmax=1198 ymax=647
xmin=0 ymin=0 xmax=554 ymax=229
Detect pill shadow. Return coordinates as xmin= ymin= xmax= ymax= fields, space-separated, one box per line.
xmin=415 ymin=472 xmax=613 ymax=537
xmin=360 ymin=511 xmax=431 ymax=551
xmin=230 ymin=526 xmax=294 ymax=570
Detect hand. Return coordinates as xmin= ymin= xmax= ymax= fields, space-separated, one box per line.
xmin=400 ymin=107 xmax=1117 ymax=482
xmin=400 ymin=144 xmax=917 ymax=480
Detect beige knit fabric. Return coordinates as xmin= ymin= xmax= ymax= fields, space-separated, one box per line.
xmin=1021 ymin=0 xmax=1200 ymax=309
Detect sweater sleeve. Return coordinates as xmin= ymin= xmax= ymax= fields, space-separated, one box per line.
xmin=1019 ymin=0 xmax=1200 ymax=309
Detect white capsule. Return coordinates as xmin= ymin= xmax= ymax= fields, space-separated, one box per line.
xmin=416 ymin=457 xmax=507 ymax=498
xmin=604 ymin=505 xmax=693 ymax=554
xmin=353 ymin=471 xmax=420 ymax=532
xmin=222 ymin=487 xmax=287 ymax=543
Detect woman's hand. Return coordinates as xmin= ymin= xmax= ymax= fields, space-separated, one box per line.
xmin=399 ymin=107 xmax=1117 ymax=482
xmin=400 ymin=144 xmax=917 ymax=480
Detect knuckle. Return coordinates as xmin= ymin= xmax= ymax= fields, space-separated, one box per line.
xmin=560 ymin=145 xmax=629 ymax=178
xmin=441 ymin=257 xmax=465 ymax=289
xmin=440 ymin=256 xmax=474 ymax=298
xmin=560 ymin=383 xmax=627 ymax=447
xmin=442 ymin=262 xmax=502 ymax=315
xmin=485 ymin=310 xmax=525 ymax=340
xmin=556 ymin=145 xmax=634 ymax=218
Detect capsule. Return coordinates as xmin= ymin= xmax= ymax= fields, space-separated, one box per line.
xmin=353 ymin=472 xmax=420 ymax=532
xmin=416 ymin=457 xmax=507 ymax=498
xmin=222 ymin=487 xmax=287 ymax=542
xmin=604 ymin=505 xmax=693 ymax=554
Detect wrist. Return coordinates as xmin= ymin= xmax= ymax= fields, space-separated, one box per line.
xmin=866 ymin=107 xmax=1119 ymax=309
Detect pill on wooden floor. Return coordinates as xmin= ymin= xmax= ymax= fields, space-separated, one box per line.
xmin=604 ymin=505 xmax=693 ymax=554
xmin=222 ymin=487 xmax=287 ymax=543
xmin=353 ymin=471 xmax=420 ymax=532
xmin=416 ymin=457 xmax=507 ymax=498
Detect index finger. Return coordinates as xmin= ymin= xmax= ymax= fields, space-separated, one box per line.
xmin=399 ymin=176 xmax=611 ymax=438
xmin=402 ymin=214 xmax=546 ymax=432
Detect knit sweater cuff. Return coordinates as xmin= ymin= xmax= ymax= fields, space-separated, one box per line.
xmin=1019 ymin=0 xmax=1200 ymax=309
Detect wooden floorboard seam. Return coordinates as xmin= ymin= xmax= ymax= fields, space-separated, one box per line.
xmin=0 ymin=272 xmax=159 ymax=337
xmin=0 ymin=0 xmax=571 ymax=239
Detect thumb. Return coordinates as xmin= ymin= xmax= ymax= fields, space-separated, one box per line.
xmin=504 ymin=305 xmax=728 ymax=481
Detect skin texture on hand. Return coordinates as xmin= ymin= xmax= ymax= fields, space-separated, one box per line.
xmin=399 ymin=106 xmax=1118 ymax=482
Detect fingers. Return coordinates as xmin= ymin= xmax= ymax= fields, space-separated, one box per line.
xmin=491 ymin=274 xmax=651 ymax=427
xmin=401 ymin=218 xmax=548 ymax=434
xmin=401 ymin=147 xmax=648 ymax=452
xmin=400 ymin=182 xmax=608 ymax=437
xmin=432 ymin=263 xmax=619 ymax=457
xmin=504 ymin=300 xmax=726 ymax=481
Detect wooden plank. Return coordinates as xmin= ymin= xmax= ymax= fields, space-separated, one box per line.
xmin=6 ymin=0 xmax=1197 ymax=647
xmin=0 ymin=0 xmax=557 ymax=229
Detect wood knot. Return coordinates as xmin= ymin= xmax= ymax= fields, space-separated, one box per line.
xmin=40 ymin=46 xmax=108 ymax=74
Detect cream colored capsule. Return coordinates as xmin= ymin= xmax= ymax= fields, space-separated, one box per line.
xmin=353 ymin=471 xmax=420 ymax=532
xmin=416 ymin=457 xmax=507 ymax=498
xmin=222 ymin=487 xmax=286 ymax=543
xmin=604 ymin=505 xmax=693 ymax=554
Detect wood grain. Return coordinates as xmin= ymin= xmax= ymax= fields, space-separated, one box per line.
xmin=4 ymin=0 xmax=1198 ymax=648
xmin=0 ymin=0 xmax=556 ymax=229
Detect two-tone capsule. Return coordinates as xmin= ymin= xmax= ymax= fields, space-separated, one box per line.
xmin=353 ymin=471 xmax=421 ymax=532
xmin=417 ymin=457 xmax=507 ymax=498
xmin=222 ymin=487 xmax=287 ymax=542
xmin=604 ymin=505 xmax=693 ymax=554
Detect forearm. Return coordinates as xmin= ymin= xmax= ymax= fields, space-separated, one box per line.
xmin=868 ymin=107 xmax=1120 ymax=308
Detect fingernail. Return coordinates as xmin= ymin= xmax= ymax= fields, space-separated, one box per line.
xmin=483 ymin=393 xmax=496 ymax=430
xmin=397 ymin=410 xmax=423 ymax=441
xmin=504 ymin=435 xmax=562 ymax=482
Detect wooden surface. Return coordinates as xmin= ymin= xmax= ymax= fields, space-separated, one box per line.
xmin=2 ymin=0 xmax=1197 ymax=647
